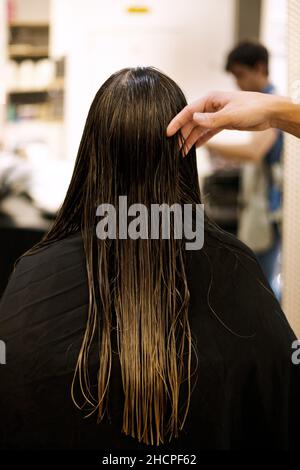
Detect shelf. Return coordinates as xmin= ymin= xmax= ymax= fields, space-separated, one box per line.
xmin=8 ymin=44 xmax=49 ymax=58
xmin=8 ymin=22 xmax=49 ymax=28
xmin=7 ymin=80 xmax=65 ymax=95
xmin=6 ymin=118 xmax=64 ymax=125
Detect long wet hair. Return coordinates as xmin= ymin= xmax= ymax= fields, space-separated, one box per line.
xmin=23 ymin=67 xmax=203 ymax=445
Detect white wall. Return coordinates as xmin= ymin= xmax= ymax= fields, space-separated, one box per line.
xmin=260 ymin=0 xmax=288 ymax=95
xmin=50 ymin=0 xmax=236 ymax=160
xmin=11 ymin=0 xmax=50 ymax=23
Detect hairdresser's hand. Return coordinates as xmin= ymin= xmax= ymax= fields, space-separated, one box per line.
xmin=166 ymin=90 xmax=286 ymax=154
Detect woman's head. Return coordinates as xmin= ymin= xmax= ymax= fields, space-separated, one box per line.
xmin=26 ymin=67 xmax=201 ymax=445
xmin=63 ymin=66 xmax=200 ymax=223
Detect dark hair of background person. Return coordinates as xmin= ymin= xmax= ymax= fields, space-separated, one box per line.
xmin=16 ymin=67 xmax=209 ymax=446
xmin=225 ymin=40 xmax=269 ymax=75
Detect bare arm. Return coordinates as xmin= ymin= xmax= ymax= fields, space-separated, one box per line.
xmin=206 ymin=129 xmax=277 ymax=163
xmin=270 ymin=96 xmax=300 ymax=138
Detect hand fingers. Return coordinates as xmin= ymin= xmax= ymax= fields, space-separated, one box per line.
xmin=182 ymin=127 xmax=221 ymax=156
xmin=166 ymin=97 xmax=208 ymax=137
xmin=166 ymin=105 xmax=195 ymax=137
xmin=182 ymin=126 xmax=210 ymax=156
xmin=177 ymin=108 xmax=216 ymax=149
xmin=167 ymin=91 xmax=234 ymax=137
xmin=195 ymin=128 xmax=221 ymax=147
xmin=178 ymin=121 xmax=197 ymax=149
xmin=177 ymin=120 xmax=202 ymax=150
xmin=193 ymin=110 xmax=231 ymax=130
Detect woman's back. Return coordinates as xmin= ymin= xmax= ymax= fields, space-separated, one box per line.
xmin=1 ymin=227 xmax=299 ymax=450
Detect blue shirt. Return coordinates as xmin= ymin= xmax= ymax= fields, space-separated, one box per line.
xmin=261 ymin=83 xmax=283 ymax=213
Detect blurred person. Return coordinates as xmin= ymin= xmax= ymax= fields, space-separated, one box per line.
xmin=172 ymin=41 xmax=283 ymax=299
xmin=0 ymin=67 xmax=300 ymax=451
xmin=217 ymin=41 xmax=282 ymax=300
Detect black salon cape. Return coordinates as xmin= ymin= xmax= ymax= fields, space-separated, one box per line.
xmin=0 ymin=228 xmax=299 ymax=451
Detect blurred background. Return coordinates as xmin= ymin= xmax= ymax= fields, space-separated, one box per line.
xmin=0 ymin=0 xmax=299 ymax=337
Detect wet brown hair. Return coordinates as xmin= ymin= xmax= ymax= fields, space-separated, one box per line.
xmin=23 ymin=67 xmax=202 ymax=445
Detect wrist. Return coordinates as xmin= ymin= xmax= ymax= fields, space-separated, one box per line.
xmin=269 ymin=95 xmax=296 ymax=129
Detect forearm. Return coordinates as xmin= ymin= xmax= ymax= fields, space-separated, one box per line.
xmin=270 ymin=96 xmax=300 ymax=138
xmin=207 ymin=142 xmax=259 ymax=163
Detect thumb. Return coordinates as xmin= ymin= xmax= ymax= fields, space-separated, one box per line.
xmin=193 ymin=111 xmax=229 ymax=130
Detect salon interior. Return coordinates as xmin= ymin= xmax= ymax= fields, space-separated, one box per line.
xmin=0 ymin=0 xmax=299 ymax=338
